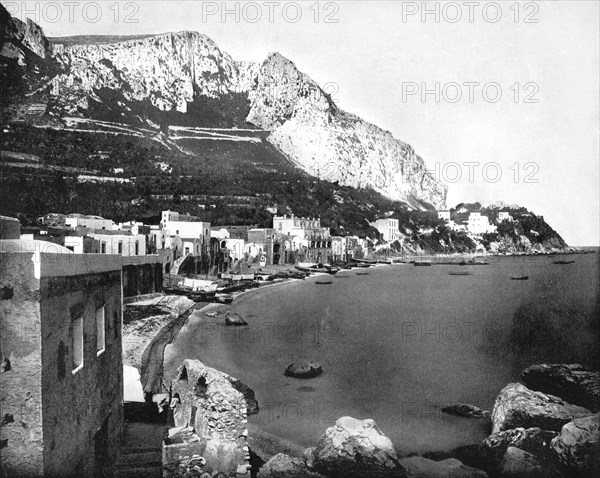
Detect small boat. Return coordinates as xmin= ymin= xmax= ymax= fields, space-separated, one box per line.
xmin=356 ymin=271 xmax=370 ymax=276
xmin=511 ymin=275 xmax=529 ymax=281
xmin=315 ymin=279 xmax=333 ymax=285
xmin=215 ymin=294 xmax=234 ymax=304
xmin=187 ymin=290 xmax=217 ymax=302
xmin=449 ymin=271 xmax=473 ymax=276
xmin=554 ymin=260 xmax=575 ymax=265
xmin=414 ymin=261 xmax=432 ymax=266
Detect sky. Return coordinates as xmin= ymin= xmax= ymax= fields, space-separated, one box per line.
xmin=6 ymin=0 xmax=599 ymax=245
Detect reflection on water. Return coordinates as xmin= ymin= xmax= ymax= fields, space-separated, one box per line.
xmin=164 ymin=251 xmax=600 ymax=455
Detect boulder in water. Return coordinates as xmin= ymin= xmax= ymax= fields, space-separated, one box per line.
xmin=225 ymin=312 xmax=247 ymax=326
xmin=550 ymin=413 xmax=600 ymax=476
xmin=399 ymin=456 xmax=488 ymax=478
xmin=285 ymin=362 xmax=322 ymax=379
xmin=482 ymin=427 xmax=558 ymax=468
xmin=497 ymin=446 xmax=562 ymax=478
xmin=258 ymin=453 xmax=326 ymax=478
xmin=521 ymin=363 xmax=600 ymax=412
xmin=442 ymin=403 xmax=491 ymax=419
xmin=311 ymin=416 xmax=407 ymax=477
xmin=491 ymin=383 xmax=592 ymax=433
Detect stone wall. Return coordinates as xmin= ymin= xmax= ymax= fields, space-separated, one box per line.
xmin=163 ymin=360 xmax=251 ymax=477
xmin=122 ymin=256 xmax=163 ymax=297
xmin=0 ymin=252 xmax=124 ymax=477
xmin=40 ymin=269 xmax=123 ymax=477
xmin=0 ymin=253 xmax=44 ymax=477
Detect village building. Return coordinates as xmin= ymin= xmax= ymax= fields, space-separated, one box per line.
xmin=88 ymin=231 xmax=147 ymax=256
xmin=65 ymin=214 xmax=115 ymax=231
xmin=467 ymin=212 xmax=497 ymax=234
xmin=369 ymin=218 xmax=400 ymax=242
xmin=0 ymin=224 xmax=123 ymax=477
xmin=438 ymin=210 xmax=451 ymax=221
xmin=497 ymin=211 xmax=513 ymax=223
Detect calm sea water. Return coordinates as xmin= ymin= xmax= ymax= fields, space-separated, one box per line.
xmin=164 ymin=250 xmax=600 ymax=455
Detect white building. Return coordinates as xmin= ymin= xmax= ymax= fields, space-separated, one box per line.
xmin=438 ymin=210 xmax=451 ymax=221
xmin=467 ymin=212 xmax=497 ymax=234
xmin=88 ymin=232 xmax=146 ymax=256
xmin=497 ymin=212 xmax=513 ymax=223
xmin=369 ymin=218 xmax=400 ymax=242
xmin=219 ymin=238 xmax=246 ymax=261
xmin=65 ymin=214 xmax=115 ymax=231
xmin=161 ymin=210 xmax=210 ymax=246
xmin=273 ymin=215 xmax=323 ymax=239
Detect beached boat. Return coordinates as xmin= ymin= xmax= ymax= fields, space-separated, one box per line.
xmin=414 ymin=261 xmax=432 ymax=266
xmin=554 ymin=260 xmax=575 ymax=265
xmin=187 ymin=290 xmax=217 ymax=302
xmin=215 ymin=294 xmax=234 ymax=304
xmin=511 ymin=275 xmax=529 ymax=280
xmin=449 ymin=271 xmax=473 ymax=276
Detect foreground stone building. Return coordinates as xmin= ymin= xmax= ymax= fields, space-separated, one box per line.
xmin=163 ymin=360 xmax=251 ymax=477
xmin=0 ymin=238 xmax=124 ymax=477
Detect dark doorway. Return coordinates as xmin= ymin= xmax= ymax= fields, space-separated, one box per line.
xmin=94 ymin=417 xmax=110 ymax=478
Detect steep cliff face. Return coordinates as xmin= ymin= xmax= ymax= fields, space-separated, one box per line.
xmin=52 ymin=31 xmax=258 ymax=114
xmin=1 ymin=5 xmax=447 ymax=208
xmin=247 ymin=53 xmax=447 ymax=208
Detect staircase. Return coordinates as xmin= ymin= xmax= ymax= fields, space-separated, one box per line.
xmin=170 ymin=253 xmax=191 ymax=276
xmin=115 ymin=421 xmax=169 ymax=478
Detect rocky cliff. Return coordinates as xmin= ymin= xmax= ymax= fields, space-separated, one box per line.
xmin=0 ymin=4 xmax=447 ymax=209
xmin=247 ymin=53 xmax=447 ymax=208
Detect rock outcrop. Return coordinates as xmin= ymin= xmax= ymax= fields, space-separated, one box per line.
xmin=521 ymin=364 xmax=600 ymax=412
xmin=482 ymin=427 xmax=558 ymax=468
xmin=247 ymin=53 xmax=447 ymax=208
xmin=258 ymin=453 xmax=326 ymax=478
xmin=399 ymin=456 xmax=488 ymax=478
xmin=551 ymin=413 xmax=600 ymax=477
xmin=162 ymin=360 xmax=254 ymax=477
xmin=491 ymin=383 xmax=592 ymax=433
xmin=311 ymin=416 xmax=407 ymax=477
xmin=1 ymin=5 xmax=447 ymax=208
xmin=497 ymin=446 xmax=562 ymax=478
xmin=441 ymin=403 xmax=491 ymax=419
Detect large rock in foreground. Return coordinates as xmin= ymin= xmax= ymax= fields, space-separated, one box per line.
xmin=399 ymin=456 xmax=488 ymax=478
xmin=551 ymin=413 xmax=600 ymax=477
xmin=258 ymin=453 xmax=326 ymax=478
xmin=312 ymin=416 xmax=406 ymax=477
xmin=497 ymin=446 xmax=562 ymax=478
xmin=521 ymin=364 xmax=600 ymax=412
xmin=491 ymin=383 xmax=592 ymax=433
xmin=482 ymin=427 xmax=558 ymax=469
xmin=442 ymin=403 xmax=491 ymax=419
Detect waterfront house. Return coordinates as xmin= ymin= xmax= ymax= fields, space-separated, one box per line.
xmin=467 ymin=212 xmax=497 ymax=235
xmin=369 ymin=218 xmax=400 ymax=242
xmin=88 ymin=231 xmax=147 ymax=256
xmin=0 ymin=232 xmax=123 ymax=477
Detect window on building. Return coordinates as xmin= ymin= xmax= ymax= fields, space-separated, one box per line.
xmin=58 ymin=341 xmax=66 ymax=381
xmin=72 ymin=317 xmax=84 ymax=373
xmin=96 ymin=307 xmax=105 ymax=355
xmin=114 ymin=312 xmax=119 ymax=339
xmin=118 ymin=242 xmax=123 ymax=254
xmin=101 ymin=242 xmax=106 ymax=253
xmin=135 ymin=242 xmax=139 ymax=255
